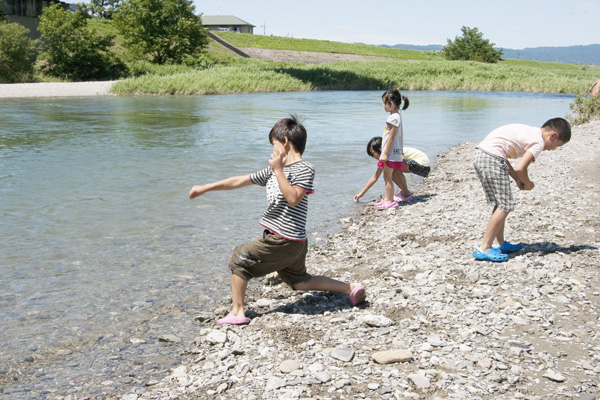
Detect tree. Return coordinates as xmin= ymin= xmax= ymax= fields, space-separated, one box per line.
xmin=442 ymin=26 xmax=503 ymax=63
xmin=0 ymin=21 xmax=36 ymax=82
xmin=37 ymin=3 xmax=123 ymax=80
xmin=79 ymin=0 xmax=121 ymax=19
xmin=114 ymin=0 xmax=209 ymax=64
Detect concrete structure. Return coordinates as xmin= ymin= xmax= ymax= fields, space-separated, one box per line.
xmin=1 ymin=0 xmax=71 ymax=39
xmin=201 ymin=15 xmax=254 ymax=34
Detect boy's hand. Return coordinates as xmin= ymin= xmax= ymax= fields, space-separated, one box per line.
xmin=269 ymin=150 xmax=286 ymax=171
xmin=514 ymin=177 xmax=525 ymax=190
xmin=353 ymin=193 xmax=363 ymax=201
xmin=379 ymin=154 xmax=388 ymax=163
xmin=189 ymin=185 xmax=207 ymax=199
xmin=522 ymin=181 xmax=535 ymax=190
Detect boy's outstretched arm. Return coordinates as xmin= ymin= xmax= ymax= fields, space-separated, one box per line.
xmin=189 ymin=175 xmax=253 ymax=199
xmin=514 ymin=151 xmax=535 ymax=190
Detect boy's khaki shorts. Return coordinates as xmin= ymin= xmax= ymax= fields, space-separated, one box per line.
xmin=229 ymin=230 xmax=312 ymax=288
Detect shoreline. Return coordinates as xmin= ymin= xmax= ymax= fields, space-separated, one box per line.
xmin=0 ymin=81 xmax=116 ymax=98
xmin=120 ymin=121 xmax=599 ymax=399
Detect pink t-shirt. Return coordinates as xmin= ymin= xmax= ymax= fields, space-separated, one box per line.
xmin=478 ymin=124 xmax=544 ymax=161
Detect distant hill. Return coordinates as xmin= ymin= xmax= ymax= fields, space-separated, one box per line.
xmin=383 ymin=43 xmax=600 ymax=65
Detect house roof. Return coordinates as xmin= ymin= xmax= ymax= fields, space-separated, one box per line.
xmin=201 ymin=15 xmax=255 ymax=27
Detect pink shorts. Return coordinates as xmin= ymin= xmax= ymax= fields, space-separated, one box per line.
xmin=377 ymin=160 xmax=404 ymax=170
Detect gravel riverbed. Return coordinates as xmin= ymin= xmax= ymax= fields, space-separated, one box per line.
xmin=111 ymin=120 xmax=600 ymax=400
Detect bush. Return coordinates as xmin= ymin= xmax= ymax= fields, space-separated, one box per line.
xmin=0 ymin=21 xmax=36 ymax=83
xmin=37 ymin=3 xmax=125 ymax=81
xmin=568 ymin=94 xmax=600 ymax=125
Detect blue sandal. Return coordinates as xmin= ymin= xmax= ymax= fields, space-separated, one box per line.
xmin=473 ymin=246 xmax=508 ymax=262
xmin=493 ymin=241 xmax=523 ymax=254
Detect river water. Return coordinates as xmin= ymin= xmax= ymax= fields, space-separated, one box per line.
xmin=0 ymin=90 xmax=573 ymax=397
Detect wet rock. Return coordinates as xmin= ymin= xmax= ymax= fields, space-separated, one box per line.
xmin=158 ymin=334 xmax=182 ymax=343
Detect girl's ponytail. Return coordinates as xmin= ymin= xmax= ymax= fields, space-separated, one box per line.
xmin=401 ymin=95 xmax=409 ymax=110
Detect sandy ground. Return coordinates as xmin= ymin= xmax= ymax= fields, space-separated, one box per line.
xmin=0 ymin=81 xmax=116 ymax=98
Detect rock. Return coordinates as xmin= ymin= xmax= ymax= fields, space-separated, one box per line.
xmin=158 ymin=334 xmax=182 ymax=343
xmin=371 ymin=349 xmax=413 ymax=364
xmin=361 ymin=314 xmax=393 ymax=327
xmin=314 ymin=371 xmax=331 ymax=383
xmin=543 ymin=369 xmax=566 ymax=382
xmin=265 ymin=376 xmax=287 ymax=390
xmin=408 ymin=372 xmax=431 ymax=390
xmin=205 ymin=330 xmax=227 ymax=344
xmin=331 ymin=347 xmax=354 ymax=362
xmin=279 ymin=359 xmax=300 ymax=373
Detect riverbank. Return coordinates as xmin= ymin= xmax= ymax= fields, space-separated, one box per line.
xmin=119 ymin=120 xmax=600 ymax=400
xmin=0 ymin=81 xmax=116 ymax=98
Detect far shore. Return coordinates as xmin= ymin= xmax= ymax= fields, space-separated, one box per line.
xmin=0 ymin=81 xmax=116 ymax=98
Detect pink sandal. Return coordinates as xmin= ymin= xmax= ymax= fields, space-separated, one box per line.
xmin=349 ymin=284 xmax=366 ymax=306
xmin=394 ymin=192 xmax=413 ymax=202
xmin=217 ymin=312 xmax=250 ymax=325
xmin=375 ymin=200 xmax=398 ymax=210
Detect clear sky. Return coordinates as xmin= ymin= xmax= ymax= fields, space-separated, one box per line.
xmin=193 ymin=0 xmax=599 ymax=49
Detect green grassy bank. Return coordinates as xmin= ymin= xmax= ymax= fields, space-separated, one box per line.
xmin=110 ymin=32 xmax=597 ymax=96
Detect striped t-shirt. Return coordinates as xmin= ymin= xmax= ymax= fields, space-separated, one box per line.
xmin=250 ymin=160 xmax=315 ymax=241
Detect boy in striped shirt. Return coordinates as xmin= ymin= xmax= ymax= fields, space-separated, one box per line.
xmin=189 ymin=116 xmax=366 ymax=325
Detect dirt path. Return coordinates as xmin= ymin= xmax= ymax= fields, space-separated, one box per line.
xmin=0 ymin=81 xmax=116 ymax=98
xmin=239 ymin=47 xmax=394 ymax=64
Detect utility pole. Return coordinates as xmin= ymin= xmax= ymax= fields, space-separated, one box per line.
xmin=260 ymin=22 xmax=266 ymax=35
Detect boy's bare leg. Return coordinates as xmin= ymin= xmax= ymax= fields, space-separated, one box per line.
xmin=293 ymin=277 xmax=366 ymax=306
xmin=494 ymin=214 xmax=506 ymax=246
xmin=293 ymin=276 xmax=356 ymax=294
xmin=229 ymin=274 xmax=248 ymax=318
xmin=481 ymin=207 xmax=509 ymax=251
xmin=393 ymin=169 xmax=410 ymax=197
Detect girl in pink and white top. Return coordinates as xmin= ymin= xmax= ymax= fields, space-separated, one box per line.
xmin=376 ymin=89 xmax=411 ymax=209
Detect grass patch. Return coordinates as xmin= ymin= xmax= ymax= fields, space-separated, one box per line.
xmin=214 ymin=32 xmax=443 ymax=61
xmin=111 ymin=58 xmax=596 ymax=96
xmin=111 ymin=60 xmax=313 ymax=95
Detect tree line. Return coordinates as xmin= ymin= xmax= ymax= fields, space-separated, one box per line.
xmin=0 ymin=0 xmax=503 ymax=83
xmin=0 ymin=0 xmax=209 ymax=82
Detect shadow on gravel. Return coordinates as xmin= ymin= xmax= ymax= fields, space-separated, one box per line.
xmin=411 ymin=193 xmax=436 ymax=204
xmin=519 ymin=242 xmax=598 ymax=257
xmin=254 ymin=292 xmax=370 ymax=318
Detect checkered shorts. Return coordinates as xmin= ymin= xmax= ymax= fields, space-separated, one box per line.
xmin=473 ymin=148 xmax=514 ymax=212
xmin=406 ymin=159 xmax=431 ymax=177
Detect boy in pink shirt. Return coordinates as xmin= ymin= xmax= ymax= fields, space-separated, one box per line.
xmin=472 ymin=117 xmax=571 ymax=262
